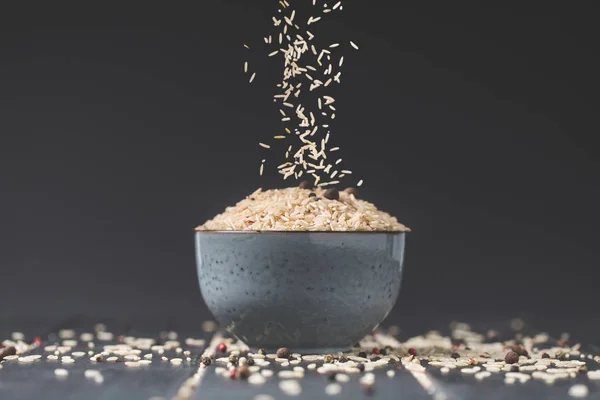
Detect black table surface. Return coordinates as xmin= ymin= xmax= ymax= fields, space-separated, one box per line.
xmin=1 ymin=314 xmax=599 ymax=400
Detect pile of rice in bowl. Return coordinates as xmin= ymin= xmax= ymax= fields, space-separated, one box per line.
xmin=196 ymin=184 xmax=410 ymax=232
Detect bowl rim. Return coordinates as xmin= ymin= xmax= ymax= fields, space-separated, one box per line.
xmin=195 ymin=229 xmax=408 ymax=234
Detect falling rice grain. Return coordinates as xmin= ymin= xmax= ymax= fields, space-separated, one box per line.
xmin=259 ymin=143 xmax=271 ymax=149
xmin=249 ymin=73 xmax=256 ymax=83
xmin=350 ymin=41 xmax=359 ymax=50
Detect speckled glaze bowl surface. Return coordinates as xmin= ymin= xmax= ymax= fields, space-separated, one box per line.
xmin=195 ymin=231 xmax=406 ymax=353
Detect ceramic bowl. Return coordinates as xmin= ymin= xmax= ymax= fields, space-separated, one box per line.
xmin=195 ymin=231 xmax=406 ymax=353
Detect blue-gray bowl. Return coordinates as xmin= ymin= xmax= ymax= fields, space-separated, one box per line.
xmin=195 ymin=231 xmax=406 ymax=353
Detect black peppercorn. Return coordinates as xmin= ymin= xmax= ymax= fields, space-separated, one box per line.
xmin=328 ymin=372 xmax=337 ymax=381
xmin=338 ymin=355 xmax=348 ymax=363
xmin=276 ymin=347 xmax=290 ymax=359
xmin=201 ymin=356 xmax=211 ymax=366
xmin=323 ymin=188 xmax=339 ymax=200
xmin=95 ymin=354 xmax=105 ymax=362
xmin=510 ymin=365 xmax=520 ymax=372
xmin=541 ymin=352 xmax=550 ymax=359
xmin=451 ymin=352 xmax=460 ymax=359
xmin=504 ymin=351 xmax=519 ymax=364
xmin=258 ymin=349 xmax=266 ymax=356
xmin=357 ymin=363 xmax=365 ymax=372
xmin=0 ymin=346 xmax=16 ymax=362
xmin=358 ymin=351 xmax=367 ymax=358
xmin=228 ymin=354 xmax=238 ymax=364
xmin=299 ymin=180 xmax=313 ymax=189
xmin=246 ymin=357 xmax=255 ymax=366
xmin=308 ymin=192 xmax=317 ymax=197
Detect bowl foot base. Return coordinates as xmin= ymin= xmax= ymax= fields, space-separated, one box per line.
xmin=248 ymin=346 xmax=352 ymax=355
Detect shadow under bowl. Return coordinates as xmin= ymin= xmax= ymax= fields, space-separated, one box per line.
xmin=195 ymin=230 xmax=406 ymax=353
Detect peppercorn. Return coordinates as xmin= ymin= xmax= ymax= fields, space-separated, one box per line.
xmin=237 ymin=365 xmax=250 ymax=380
xmin=201 ymin=356 xmax=211 ymax=366
xmin=541 ymin=352 xmax=550 ymax=359
xmin=504 ymin=351 xmax=519 ymax=364
xmin=357 ymin=363 xmax=365 ymax=372
xmin=338 ymin=355 xmax=348 ymax=363
xmin=372 ymin=348 xmax=380 ymax=355
xmin=510 ymin=365 xmax=520 ymax=372
xmin=95 ymin=354 xmax=105 ymax=362
xmin=357 ymin=351 xmax=367 ymax=358
xmin=344 ymin=187 xmax=359 ymax=198
xmin=276 ymin=347 xmax=290 ymax=359
xmin=257 ymin=349 xmax=266 ymax=356
xmin=247 ymin=357 xmax=255 ymax=366
xmin=512 ymin=345 xmax=528 ymax=357
xmin=379 ymin=348 xmax=387 ymax=356
xmin=299 ymin=180 xmax=313 ymax=189
xmin=217 ymin=343 xmax=227 ymax=353
xmin=228 ymin=354 xmax=238 ymax=364
xmin=229 ymin=369 xmax=236 ymax=379
xmin=451 ymin=352 xmax=460 ymax=359
xmin=370 ymin=356 xmax=381 ymax=362
xmin=408 ymin=348 xmax=417 ymax=357
xmin=323 ymin=188 xmax=339 ymax=200
xmin=0 ymin=346 xmax=16 ymax=362
xmin=324 ymin=354 xmax=334 ymax=364
xmin=328 ymin=372 xmax=337 ymax=381
xmin=308 ymin=192 xmax=317 ymax=197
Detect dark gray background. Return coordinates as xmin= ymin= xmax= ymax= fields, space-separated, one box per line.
xmin=1 ymin=3 xmax=598 ymax=335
